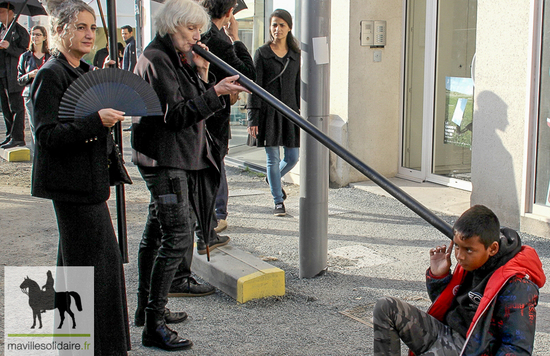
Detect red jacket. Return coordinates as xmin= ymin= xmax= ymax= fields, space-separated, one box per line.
xmin=425 ymin=246 xmax=545 ymax=355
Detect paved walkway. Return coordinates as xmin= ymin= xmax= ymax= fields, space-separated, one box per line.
xmin=1 ymin=122 xmax=549 ymax=355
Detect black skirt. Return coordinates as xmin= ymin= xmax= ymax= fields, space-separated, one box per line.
xmin=53 ymin=200 xmax=131 ymax=356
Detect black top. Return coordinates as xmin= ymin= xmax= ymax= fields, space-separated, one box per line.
xmin=132 ymin=33 xmax=224 ymax=170
xmin=30 ymin=52 xmax=111 ymax=203
xmin=92 ymin=47 xmax=108 ymax=68
xmin=200 ymin=22 xmax=255 ymax=154
xmin=247 ymin=43 xmax=300 ymax=147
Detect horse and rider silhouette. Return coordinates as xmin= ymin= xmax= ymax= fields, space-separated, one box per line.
xmin=20 ymin=270 xmax=82 ymax=329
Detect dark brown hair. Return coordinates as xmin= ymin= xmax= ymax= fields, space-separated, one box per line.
xmin=29 ymin=25 xmax=49 ymax=54
xmin=268 ymin=9 xmax=300 ymax=54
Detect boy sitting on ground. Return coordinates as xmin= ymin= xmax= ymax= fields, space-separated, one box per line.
xmin=373 ymin=205 xmax=546 ymax=356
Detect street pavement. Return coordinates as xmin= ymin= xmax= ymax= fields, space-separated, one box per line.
xmin=0 ymin=126 xmax=549 ymax=355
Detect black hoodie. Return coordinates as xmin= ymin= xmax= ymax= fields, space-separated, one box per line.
xmin=436 ymin=228 xmax=522 ymax=337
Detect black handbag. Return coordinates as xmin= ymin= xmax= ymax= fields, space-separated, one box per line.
xmin=108 ymin=134 xmax=132 ymax=186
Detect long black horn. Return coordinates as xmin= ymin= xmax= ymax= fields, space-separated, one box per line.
xmin=192 ymin=44 xmax=454 ymax=240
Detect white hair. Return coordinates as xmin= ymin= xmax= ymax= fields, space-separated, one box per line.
xmin=155 ymin=0 xmax=210 ymax=37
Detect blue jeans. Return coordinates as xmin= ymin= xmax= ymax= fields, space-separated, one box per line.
xmin=24 ymin=96 xmax=35 ymax=152
xmin=265 ymin=146 xmax=299 ymax=204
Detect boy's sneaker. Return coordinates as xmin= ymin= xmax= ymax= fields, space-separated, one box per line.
xmin=196 ymin=235 xmax=230 ymax=255
xmin=214 ymin=219 xmax=228 ymax=233
xmin=273 ymin=203 xmax=286 ymax=216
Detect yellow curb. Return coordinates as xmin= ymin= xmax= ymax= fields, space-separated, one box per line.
xmin=237 ymin=267 xmax=285 ymax=303
xmin=0 ymin=147 xmax=30 ymax=162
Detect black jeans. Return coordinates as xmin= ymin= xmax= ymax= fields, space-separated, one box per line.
xmin=0 ymin=77 xmax=25 ymax=142
xmin=138 ymin=167 xmax=198 ymax=314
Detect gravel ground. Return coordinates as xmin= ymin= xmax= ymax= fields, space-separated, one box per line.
xmin=0 ymin=130 xmax=549 ymax=355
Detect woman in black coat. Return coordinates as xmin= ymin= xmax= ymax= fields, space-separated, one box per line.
xmin=247 ymin=9 xmax=300 ymax=217
xmin=17 ymin=25 xmax=50 ymax=152
xmin=31 ymin=1 xmax=130 ymax=354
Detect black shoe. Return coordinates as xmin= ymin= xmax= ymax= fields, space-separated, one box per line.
xmin=274 ymin=202 xmax=286 ymax=216
xmin=265 ymin=177 xmax=287 ymax=200
xmin=1 ymin=140 xmax=25 ymax=149
xmin=168 ymin=277 xmax=215 ymax=297
xmin=0 ymin=137 xmax=10 ymax=146
xmin=142 ymin=322 xmax=193 ymax=351
xmin=135 ymin=307 xmax=188 ymax=327
xmin=196 ymin=235 xmax=230 ymax=255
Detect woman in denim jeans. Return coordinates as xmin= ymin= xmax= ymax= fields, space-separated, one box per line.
xmin=247 ymin=9 xmax=300 ymax=216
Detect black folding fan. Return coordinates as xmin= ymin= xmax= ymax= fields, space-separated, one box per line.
xmin=58 ymin=68 xmax=163 ymax=119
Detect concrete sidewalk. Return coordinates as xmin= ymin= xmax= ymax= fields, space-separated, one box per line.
xmin=1 ymin=124 xmax=549 ymax=355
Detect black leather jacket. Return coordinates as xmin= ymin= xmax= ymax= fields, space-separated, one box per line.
xmin=17 ymin=50 xmax=50 ymax=96
xmin=132 ymin=33 xmax=224 ymax=171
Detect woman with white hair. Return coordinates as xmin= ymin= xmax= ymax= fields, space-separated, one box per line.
xmin=132 ymin=0 xmax=249 ymax=351
xmin=30 ymin=0 xmax=130 ymax=354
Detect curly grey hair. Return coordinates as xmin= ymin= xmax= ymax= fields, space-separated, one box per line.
xmin=43 ymin=0 xmax=96 ymax=51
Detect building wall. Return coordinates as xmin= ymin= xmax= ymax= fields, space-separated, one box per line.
xmin=329 ymin=0 xmax=403 ymax=186
xmin=470 ymin=0 xmax=532 ymax=229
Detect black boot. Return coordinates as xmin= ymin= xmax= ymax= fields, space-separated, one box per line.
xmin=134 ymin=241 xmax=155 ymax=327
xmin=135 ymin=243 xmax=189 ymax=326
xmin=135 ymin=306 xmax=188 ymax=327
xmin=142 ymin=255 xmax=191 ymax=351
xmin=134 ymin=294 xmax=148 ymax=327
xmin=142 ymin=310 xmax=192 ymax=351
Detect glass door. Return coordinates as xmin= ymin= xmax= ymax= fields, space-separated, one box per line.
xmin=400 ymin=0 xmax=476 ymax=190
xmin=401 ymin=0 xmax=427 ymax=179
xmin=430 ymin=0 xmax=476 ymax=187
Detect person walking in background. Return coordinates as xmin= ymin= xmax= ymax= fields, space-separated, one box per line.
xmin=247 ymin=9 xmax=300 ymax=217
xmin=31 ymin=0 xmax=130 ymax=354
xmin=132 ymin=0 xmax=249 ymax=350
xmin=17 ymin=25 xmax=50 ymax=154
xmin=121 ymin=25 xmax=136 ymax=132
xmin=0 ymin=2 xmax=29 ymax=149
xmin=121 ymin=25 xmax=136 ymax=72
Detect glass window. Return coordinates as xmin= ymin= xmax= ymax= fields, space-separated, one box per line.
xmin=231 ymin=0 xmax=262 ymax=126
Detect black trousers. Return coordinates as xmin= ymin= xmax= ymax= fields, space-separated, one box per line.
xmin=138 ymin=167 xmax=198 ymax=314
xmin=53 ymin=200 xmax=131 ymax=356
xmin=0 ymin=77 xmax=25 ymax=142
